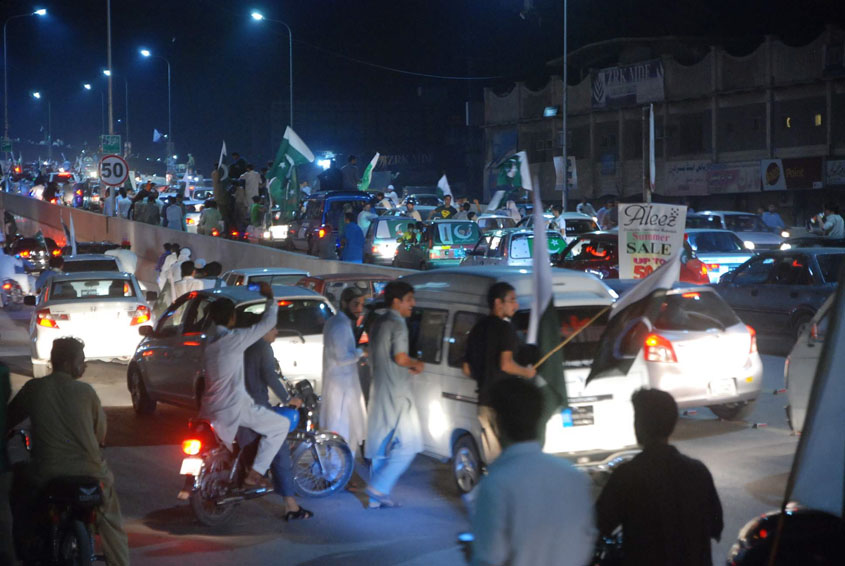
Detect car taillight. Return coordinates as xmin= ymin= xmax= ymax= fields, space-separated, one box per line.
xmin=644 ymin=333 xmax=677 ymax=363
xmin=182 ymin=439 xmax=202 ymax=455
xmin=19 ymin=250 xmax=30 ymax=258
xmin=318 ymin=228 xmax=326 ymax=238
xmin=700 ymin=263 xmax=708 ymax=278
xmin=746 ymin=325 xmax=757 ymax=354
xmin=372 ymin=246 xmax=379 ymax=253
xmin=51 ymin=249 xmax=62 ymax=256
xmin=1 ymin=282 xmax=11 ymax=290
xmin=186 ymin=218 xmax=196 ymax=225
xmin=130 ymin=305 xmax=150 ymax=326
xmin=36 ymin=309 xmax=68 ymax=329
xmin=211 ymin=228 xmax=220 ymax=237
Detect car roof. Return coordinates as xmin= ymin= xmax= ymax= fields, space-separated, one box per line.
xmin=49 ymin=271 xmax=133 ymax=281
xmin=301 ymin=273 xmax=393 ymax=282
xmin=477 ymin=214 xmax=512 ymax=219
xmin=63 ymin=254 xmax=119 ymax=261
xmin=378 ymin=216 xmax=414 ymax=222
xmin=486 ymin=228 xmax=563 ymax=237
xmin=561 ymin=212 xmax=595 ymax=219
xmin=430 ymin=218 xmax=477 ymax=224
xmin=684 ymin=228 xmax=738 ymax=234
xmin=201 ymin=284 xmax=325 ymax=304
xmin=693 ymin=210 xmax=758 ymax=216
xmin=308 ymin=190 xmax=373 ymax=200
xmin=224 ymin=267 xmax=310 ymax=276
xmin=759 ymin=247 xmax=845 ymax=255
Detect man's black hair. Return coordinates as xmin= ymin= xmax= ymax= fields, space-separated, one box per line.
xmin=487 ymin=281 xmax=515 ymax=309
xmin=552 ymin=204 xmax=563 ymax=213
xmin=384 ymin=280 xmax=414 ymax=307
xmin=201 ymin=261 xmax=222 ymax=278
xmin=824 ymin=202 xmax=840 ymax=214
xmin=180 ymin=261 xmax=195 ymax=277
xmin=344 ymin=211 xmax=355 ymax=223
xmin=632 ymin=388 xmax=678 ymax=443
xmin=252 ymin=196 xmax=261 ymax=203
xmin=51 ymin=337 xmax=85 ymax=369
xmin=489 ymin=377 xmax=543 ymax=443
xmin=163 ymin=243 xmax=172 ymax=252
xmin=462 ymin=202 xmax=471 ymax=211
xmin=246 ymin=163 xmax=254 ymax=170
xmin=209 ymin=298 xmax=236 ymax=326
xmin=171 ymin=243 xmax=180 ymax=253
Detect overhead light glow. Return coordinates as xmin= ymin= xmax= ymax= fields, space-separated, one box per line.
xmin=83 ymin=83 xmax=92 ymax=90
xmin=34 ymin=8 xmax=47 ymax=16
xmin=251 ymin=11 xmax=265 ymax=21
xmin=317 ymin=159 xmax=331 ymax=170
xmin=139 ymin=48 xmax=151 ymax=57
xmin=102 ymin=69 xmax=112 ymax=77
xmin=32 ymin=91 xmax=42 ymax=99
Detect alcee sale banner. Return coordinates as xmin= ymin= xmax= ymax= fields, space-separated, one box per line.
xmin=618 ymin=203 xmax=687 ymax=279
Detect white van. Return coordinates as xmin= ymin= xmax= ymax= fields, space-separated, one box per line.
xmin=399 ymin=266 xmax=646 ymax=492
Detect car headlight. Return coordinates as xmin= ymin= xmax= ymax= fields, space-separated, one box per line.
xmin=744 ymin=241 xmax=755 ymax=250
xmin=780 ymin=243 xmax=792 ymax=250
xmin=263 ymin=230 xmax=272 ymax=239
xmin=780 ymin=230 xmax=790 ymax=238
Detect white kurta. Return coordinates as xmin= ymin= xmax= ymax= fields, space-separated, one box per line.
xmin=157 ymin=252 xmax=178 ymax=291
xmin=320 ymin=313 xmax=367 ymax=450
xmin=104 ymin=248 xmax=138 ymax=275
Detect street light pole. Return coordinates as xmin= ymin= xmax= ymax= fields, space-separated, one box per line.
xmin=3 ymin=9 xmax=47 ymax=146
xmin=124 ymin=77 xmax=130 ymax=151
xmin=251 ymin=12 xmax=294 ymax=128
xmin=561 ymin=0 xmax=568 ymax=211
xmin=106 ymin=0 xmax=114 ymax=135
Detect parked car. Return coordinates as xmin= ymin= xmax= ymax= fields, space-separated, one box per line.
xmin=60 ymin=240 xmax=120 ymax=256
xmin=397 ymin=266 xmax=645 ymax=493
xmin=296 ymin=273 xmax=394 ymax=308
xmin=640 ymin=286 xmax=763 ymax=420
xmin=26 ymin=272 xmax=151 ymax=377
xmin=127 ymin=285 xmax=335 ymax=414
xmin=557 ymin=232 xmax=710 ymax=284
xmin=476 ymin=214 xmax=517 ymax=234
xmin=363 ymin=216 xmax=417 ymax=265
xmin=687 ymin=211 xmax=787 ymax=250
xmin=517 ymin=212 xmax=599 ymax=243
xmin=784 ymin=294 xmax=831 ymax=433
xmin=221 ymin=267 xmax=310 ymax=287
xmin=393 ymin=219 xmax=481 ymax=270
xmin=460 ymin=228 xmax=567 ymax=268
xmin=684 ymin=229 xmax=755 ymax=283
xmin=715 ymin=248 xmax=845 ymax=343
xmin=287 ymin=191 xmax=375 ymax=254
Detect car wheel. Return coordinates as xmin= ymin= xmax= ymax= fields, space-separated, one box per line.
xmin=709 ymin=399 xmax=756 ymax=421
xmin=128 ymin=366 xmax=157 ymax=415
xmin=452 ymin=434 xmax=482 ymax=495
xmin=792 ymin=313 xmax=813 ymax=342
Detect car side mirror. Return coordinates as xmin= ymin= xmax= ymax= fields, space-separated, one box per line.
xmin=146 ymin=291 xmax=158 ymax=302
xmin=138 ymin=325 xmax=154 ymax=337
xmin=23 ymin=295 xmax=36 ymax=306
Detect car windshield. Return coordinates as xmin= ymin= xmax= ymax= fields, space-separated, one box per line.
xmin=62 ymin=259 xmax=120 ymax=272
xmin=49 ymin=278 xmax=135 ymax=300
xmin=509 ymin=233 xmax=567 ymax=259
xmin=412 ymin=195 xmax=440 ymax=207
xmin=478 ymin=217 xmax=516 ymax=231
xmin=239 ymin=299 xmax=332 ymax=335
xmin=686 ymin=216 xmax=723 ymax=229
xmin=724 ymin=214 xmax=769 ymax=232
xmin=563 ymin=237 xmax=616 ymax=261
xmin=565 ymin=219 xmax=599 ymax=235
xmin=431 ymin=222 xmax=480 ymax=245
xmin=513 ymin=306 xmax=609 ymax=367
xmin=815 ymin=253 xmax=845 ymax=283
xmin=193 ymin=189 xmax=213 ymax=200
xmin=377 ymin=220 xmax=415 ymax=239
xmin=687 ymin=232 xmax=745 ymax=253
xmin=655 ymin=291 xmax=740 ymax=331
xmin=248 ymin=274 xmax=307 ymax=286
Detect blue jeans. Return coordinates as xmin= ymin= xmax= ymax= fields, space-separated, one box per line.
xmin=368 ymin=433 xmax=417 ymax=496
xmin=236 ymin=428 xmax=295 ymax=497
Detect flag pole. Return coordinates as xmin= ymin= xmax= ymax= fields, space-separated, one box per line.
xmin=535 ymin=305 xmax=611 ymax=369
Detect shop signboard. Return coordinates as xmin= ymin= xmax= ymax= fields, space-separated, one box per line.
xmin=591 ymin=59 xmax=665 ymax=109
xmin=762 ymin=157 xmax=823 ymax=190
xmin=618 ymin=203 xmax=687 ymax=279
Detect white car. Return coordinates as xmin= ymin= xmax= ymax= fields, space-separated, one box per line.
xmin=221 ymin=267 xmax=309 ymax=287
xmin=27 ymin=272 xmax=151 ymax=377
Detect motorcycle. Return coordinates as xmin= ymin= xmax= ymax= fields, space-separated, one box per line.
xmin=178 ymin=379 xmax=354 ymax=526
xmin=1 ymin=278 xmax=24 ymax=310
xmin=9 ymin=430 xmax=105 ymax=565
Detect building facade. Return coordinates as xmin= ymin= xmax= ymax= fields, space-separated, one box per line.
xmin=483 ymin=28 xmax=845 ymax=225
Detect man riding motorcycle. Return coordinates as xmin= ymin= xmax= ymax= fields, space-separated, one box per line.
xmin=6 ymin=337 xmax=130 ymax=566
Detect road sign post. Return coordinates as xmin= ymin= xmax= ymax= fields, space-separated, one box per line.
xmin=101 ymin=134 xmax=121 ymax=154
xmin=98 ymin=154 xmax=129 ymax=187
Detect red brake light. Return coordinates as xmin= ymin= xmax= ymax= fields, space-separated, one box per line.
xmin=51 ymin=249 xmax=61 ymax=256
xmin=130 ymin=305 xmax=151 ymax=326
xmin=277 ymin=300 xmax=291 ymax=306
xmin=211 ymin=228 xmax=220 ymax=237
xmin=182 ymin=439 xmax=202 ymax=455
xmin=746 ymin=325 xmax=757 ymax=354
xmin=36 ymin=308 xmax=68 ymax=329
xmin=2 ymin=282 xmax=12 ymax=290
xmin=186 ymin=218 xmax=196 ymax=225
xmin=644 ymin=333 xmax=677 ymax=363
xmin=318 ymin=228 xmax=326 ymax=238
xmin=681 ymin=292 xmax=700 ymax=299
xmin=19 ymin=250 xmax=30 ymax=258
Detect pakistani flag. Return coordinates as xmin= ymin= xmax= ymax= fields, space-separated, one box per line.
xmin=528 ymin=184 xmax=566 ymax=415
xmin=268 ymin=127 xmax=315 ymax=219
xmin=585 ymin=251 xmax=681 ymax=384
xmin=436 ymin=174 xmax=452 ymax=199
xmin=496 ymin=151 xmax=533 ymax=191
xmin=357 ymin=152 xmax=380 ymax=191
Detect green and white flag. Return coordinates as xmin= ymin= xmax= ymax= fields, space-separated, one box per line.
xmin=268 ymin=127 xmax=314 ymax=219
xmin=357 ymin=152 xmax=380 ymax=191
xmin=436 ymin=174 xmax=452 ymax=199
xmin=496 ymin=150 xmax=533 ymax=191
xmin=528 ymin=180 xmax=566 ymax=413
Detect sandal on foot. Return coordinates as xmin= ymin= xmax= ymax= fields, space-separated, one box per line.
xmin=285 ymin=507 xmax=314 ymax=521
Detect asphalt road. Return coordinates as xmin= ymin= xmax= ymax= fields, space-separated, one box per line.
xmin=0 ymin=305 xmax=798 ymax=566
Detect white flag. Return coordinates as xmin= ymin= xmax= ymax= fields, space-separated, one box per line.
xmin=218 ymin=140 xmax=227 ymax=168
xmin=437 ymin=174 xmax=452 ymax=198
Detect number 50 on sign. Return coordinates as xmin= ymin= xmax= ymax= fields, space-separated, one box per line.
xmin=98 ymin=154 xmax=129 ymax=187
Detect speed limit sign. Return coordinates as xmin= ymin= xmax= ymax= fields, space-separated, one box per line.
xmin=98 ymin=154 xmax=129 ymax=187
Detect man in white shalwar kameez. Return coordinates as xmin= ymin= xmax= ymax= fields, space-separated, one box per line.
xmin=321 ymin=287 xmax=368 ymax=454
xmin=198 ymin=282 xmax=289 ymax=486
xmin=365 ymin=281 xmax=425 ymax=508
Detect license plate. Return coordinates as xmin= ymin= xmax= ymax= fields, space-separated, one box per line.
xmin=454 ymin=248 xmax=466 ymax=258
xmin=562 ymin=405 xmax=594 ymax=427
xmin=180 ymin=457 xmax=202 ymax=476
xmin=710 ymin=378 xmax=737 ymax=397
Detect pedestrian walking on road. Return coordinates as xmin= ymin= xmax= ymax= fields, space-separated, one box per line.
xmin=365 ymin=281 xmax=425 ymax=508
xmin=102 ymin=187 xmax=116 ymax=217
xmin=596 ymin=388 xmax=723 ymax=566
xmin=140 ymin=194 xmax=161 ymax=225
xmin=471 ymin=377 xmax=595 ymax=566
xmin=35 ymin=256 xmax=64 ymax=293
xmin=116 ymin=188 xmax=132 ymax=219
xmin=341 ymin=212 xmax=365 ymax=263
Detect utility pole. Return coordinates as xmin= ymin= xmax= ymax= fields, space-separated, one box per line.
xmin=561 ymin=0 xmax=568 ymax=211
xmin=642 ymin=106 xmax=651 ymax=203
xmin=106 ymin=0 xmax=114 ymax=136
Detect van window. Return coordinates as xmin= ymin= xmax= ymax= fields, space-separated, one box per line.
xmin=326 ymin=200 xmax=367 ymax=231
xmin=448 ymin=311 xmax=484 ymax=367
xmin=408 ymin=308 xmax=448 ymax=364
xmin=512 ymin=306 xmax=609 ymax=367
xmin=239 ymin=299 xmax=333 ymax=335
xmin=305 ymin=200 xmax=322 ymax=221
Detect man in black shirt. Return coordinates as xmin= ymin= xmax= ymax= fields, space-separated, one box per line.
xmin=429 ymin=194 xmax=458 ymax=220
xmin=596 ymin=388 xmax=723 ymax=566
xmin=462 ymin=281 xmax=536 ymax=464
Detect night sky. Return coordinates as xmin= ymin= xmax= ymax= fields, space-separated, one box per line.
xmin=2 ymin=0 xmax=843 ymax=170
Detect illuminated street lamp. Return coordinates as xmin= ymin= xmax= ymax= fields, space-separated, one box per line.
xmin=250 ymin=10 xmax=294 ymax=127
xmin=82 ymin=83 xmax=106 ymax=136
xmin=3 ymin=8 xmax=47 ymax=145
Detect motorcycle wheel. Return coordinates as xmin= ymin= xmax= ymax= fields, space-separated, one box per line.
xmin=189 ymin=485 xmax=238 ymax=527
xmin=292 ymin=437 xmax=354 ymax=498
xmin=57 ymin=520 xmax=94 ymax=566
